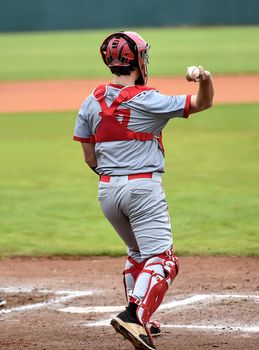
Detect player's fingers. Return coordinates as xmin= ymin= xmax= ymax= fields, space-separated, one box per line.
xmin=198 ymin=65 xmax=206 ymax=81
xmin=198 ymin=66 xmax=212 ymax=81
xmin=204 ymin=70 xmax=211 ymax=79
xmin=200 ymin=70 xmax=211 ymax=81
xmin=186 ymin=74 xmax=193 ymax=82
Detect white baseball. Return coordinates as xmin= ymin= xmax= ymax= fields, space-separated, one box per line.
xmin=187 ymin=66 xmax=200 ymax=79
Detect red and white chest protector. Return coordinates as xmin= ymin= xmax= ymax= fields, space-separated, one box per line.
xmin=92 ymin=84 xmax=165 ymax=154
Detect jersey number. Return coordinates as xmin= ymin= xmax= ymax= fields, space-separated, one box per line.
xmin=116 ymin=108 xmax=131 ymax=128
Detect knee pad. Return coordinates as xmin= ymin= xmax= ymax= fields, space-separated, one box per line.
xmin=123 ymin=256 xmax=146 ymax=301
xmin=130 ymin=253 xmax=179 ymax=325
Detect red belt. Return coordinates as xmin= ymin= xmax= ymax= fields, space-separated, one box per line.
xmin=100 ymin=172 xmax=153 ymax=183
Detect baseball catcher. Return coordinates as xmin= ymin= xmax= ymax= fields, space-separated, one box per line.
xmin=73 ymin=31 xmax=214 ymax=350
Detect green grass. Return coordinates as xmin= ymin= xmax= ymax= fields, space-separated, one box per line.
xmin=0 ymin=104 xmax=259 ymax=257
xmin=0 ymin=26 xmax=259 ymax=81
xmin=163 ymin=104 xmax=259 ymax=256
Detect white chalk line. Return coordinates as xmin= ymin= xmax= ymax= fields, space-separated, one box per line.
xmin=59 ymin=305 xmax=124 ymax=314
xmin=2 ymin=289 xmax=259 ymax=334
xmin=1 ymin=287 xmax=42 ymax=294
xmin=76 ymin=294 xmax=259 ymax=334
xmin=59 ymin=293 xmax=259 ymax=314
xmin=58 ymin=295 xmax=206 ymax=314
xmin=0 ymin=287 xmax=40 ymax=294
xmin=0 ymin=290 xmax=94 ymax=315
xmin=0 ymin=287 xmax=93 ymax=295
xmin=162 ymin=324 xmax=259 ymax=333
xmin=84 ymin=319 xmax=259 ymax=333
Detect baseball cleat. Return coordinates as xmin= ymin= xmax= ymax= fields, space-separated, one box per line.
xmin=0 ymin=299 xmax=7 ymax=307
xmin=111 ymin=310 xmax=157 ymax=350
xmin=149 ymin=320 xmax=161 ymax=337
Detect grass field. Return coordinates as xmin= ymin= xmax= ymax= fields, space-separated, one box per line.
xmin=0 ymin=26 xmax=259 ymax=81
xmin=0 ymin=104 xmax=258 ymax=257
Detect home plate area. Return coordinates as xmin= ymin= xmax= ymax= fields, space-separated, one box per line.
xmin=1 ymin=287 xmax=259 ymax=334
xmin=1 ymin=257 xmax=259 ymax=349
xmin=61 ymin=292 xmax=259 ymax=333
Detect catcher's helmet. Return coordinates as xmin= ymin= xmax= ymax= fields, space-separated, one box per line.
xmin=100 ymin=31 xmax=150 ymax=85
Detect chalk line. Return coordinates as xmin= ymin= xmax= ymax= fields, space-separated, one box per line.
xmin=0 ymin=287 xmax=96 ymax=295
xmin=78 ymin=293 xmax=259 ymax=335
xmin=58 ymin=295 xmax=208 ymax=314
xmin=83 ymin=319 xmax=259 ymax=334
xmin=58 ymin=293 xmax=259 ymax=315
xmin=162 ymin=324 xmax=259 ymax=333
xmin=0 ymin=290 xmax=94 ymax=315
xmin=59 ymin=305 xmax=124 ymax=314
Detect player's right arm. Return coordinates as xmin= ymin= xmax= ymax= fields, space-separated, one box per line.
xmin=189 ymin=66 xmax=214 ymax=114
xmin=80 ymin=142 xmax=97 ymax=168
xmin=130 ymin=68 xmax=213 ymax=121
xmin=73 ymin=109 xmax=98 ymax=173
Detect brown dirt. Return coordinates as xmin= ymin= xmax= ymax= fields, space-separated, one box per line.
xmin=0 ymin=75 xmax=259 ymax=113
xmin=0 ymin=256 xmax=259 ymax=350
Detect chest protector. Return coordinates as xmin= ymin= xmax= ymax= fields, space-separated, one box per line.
xmin=92 ymin=84 xmax=164 ymax=154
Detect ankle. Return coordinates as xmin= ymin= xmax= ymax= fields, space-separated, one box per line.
xmin=127 ymin=302 xmax=137 ymax=315
xmin=126 ymin=302 xmax=141 ymax=324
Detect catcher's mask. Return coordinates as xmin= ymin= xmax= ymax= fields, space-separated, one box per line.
xmin=100 ymin=31 xmax=150 ymax=85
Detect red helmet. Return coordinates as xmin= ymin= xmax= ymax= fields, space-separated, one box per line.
xmin=100 ymin=31 xmax=150 ymax=85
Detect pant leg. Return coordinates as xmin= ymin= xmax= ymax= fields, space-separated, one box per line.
xmin=121 ymin=177 xmax=173 ymax=259
xmin=98 ymin=181 xmax=142 ymax=262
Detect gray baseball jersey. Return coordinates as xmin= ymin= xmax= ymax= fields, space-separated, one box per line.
xmin=73 ymin=83 xmax=191 ymax=175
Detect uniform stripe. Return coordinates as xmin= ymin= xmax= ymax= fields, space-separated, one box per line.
xmin=183 ymin=94 xmax=192 ymax=118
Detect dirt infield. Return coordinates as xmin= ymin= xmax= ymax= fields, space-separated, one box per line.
xmin=0 ymin=256 xmax=259 ymax=350
xmin=1 ymin=75 xmax=259 ymax=113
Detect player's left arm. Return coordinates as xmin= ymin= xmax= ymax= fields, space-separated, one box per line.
xmin=189 ymin=66 xmax=214 ymax=114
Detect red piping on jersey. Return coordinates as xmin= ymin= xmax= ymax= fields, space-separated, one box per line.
xmin=73 ymin=135 xmax=95 ymax=143
xmin=73 ymin=135 xmax=91 ymax=143
xmin=91 ymin=84 xmax=165 ymax=155
xmin=183 ymin=94 xmax=192 ymax=118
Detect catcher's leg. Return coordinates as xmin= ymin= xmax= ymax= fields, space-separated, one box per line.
xmin=123 ymin=256 xmax=162 ymax=337
xmin=130 ymin=251 xmax=179 ymax=326
xmin=123 ymin=256 xmax=146 ymax=301
xmin=99 ymin=182 xmax=158 ymax=348
xmin=112 ymin=251 xmax=178 ymax=350
xmin=112 ymin=254 xmax=157 ymax=350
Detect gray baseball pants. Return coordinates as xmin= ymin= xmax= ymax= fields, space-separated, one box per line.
xmin=98 ymin=173 xmax=173 ymax=263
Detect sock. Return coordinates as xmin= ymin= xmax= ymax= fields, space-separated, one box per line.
xmin=126 ymin=302 xmax=141 ymax=324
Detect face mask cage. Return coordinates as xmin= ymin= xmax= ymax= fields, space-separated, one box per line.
xmin=140 ymin=45 xmax=150 ymax=66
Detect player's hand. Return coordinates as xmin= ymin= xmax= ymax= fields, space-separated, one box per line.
xmin=186 ymin=65 xmax=211 ymax=82
xmin=197 ymin=66 xmax=211 ymax=82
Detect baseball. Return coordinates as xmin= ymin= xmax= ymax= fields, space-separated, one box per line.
xmin=187 ymin=65 xmax=200 ymax=80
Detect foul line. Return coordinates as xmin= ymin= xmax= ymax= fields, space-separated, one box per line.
xmin=77 ymin=293 xmax=259 ymax=334
xmin=58 ymin=295 xmax=207 ymax=314
xmin=162 ymin=324 xmax=259 ymax=333
xmin=84 ymin=319 xmax=259 ymax=333
xmin=59 ymin=293 xmax=259 ymax=314
xmin=0 ymin=290 xmax=94 ymax=315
